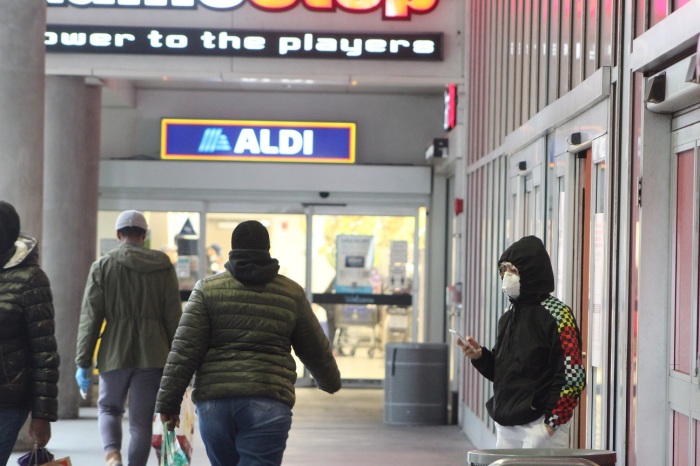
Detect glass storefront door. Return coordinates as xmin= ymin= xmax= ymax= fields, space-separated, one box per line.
xmin=96 ymin=207 xmax=424 ymax=386
xmin=309 ymin=212 xmax=421 ymax=384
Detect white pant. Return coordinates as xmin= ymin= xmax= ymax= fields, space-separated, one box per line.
xmin=495 ymin=416 xmax=570 ymax=449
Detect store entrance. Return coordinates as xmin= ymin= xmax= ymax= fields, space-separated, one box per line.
xmin=308 ymin=211 xmax=420 ymax=387
xmin=95 ymin=207 xmax=424 ymax=387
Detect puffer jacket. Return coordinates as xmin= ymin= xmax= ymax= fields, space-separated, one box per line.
xmin=0 ymin=234 xmax=59 ymax=420
xmin=76 ymin=242 xmax=182 ymax=373
xmin=156 ymin=249 xmax=341 ymax=415
xmin=471 ymin=236 xmax=586 ymax=429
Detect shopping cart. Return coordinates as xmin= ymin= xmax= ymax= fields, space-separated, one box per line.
xmin=333 ymin=305 xmax=381 ymax=358
xmin=384 ymin=305 xmax=409 ymax=343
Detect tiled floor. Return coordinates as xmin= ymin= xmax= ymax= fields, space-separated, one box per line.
xmin=10 ymin=341 xmax=473 ymax=466
xmin=9 ymin=387 xmax=473 ymax=466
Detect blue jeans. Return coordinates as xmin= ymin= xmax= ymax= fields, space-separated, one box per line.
xmin=0 ymin=408 xmax=30 ymax=466
xmin=197 ymin=397 xmax=293 ymax=466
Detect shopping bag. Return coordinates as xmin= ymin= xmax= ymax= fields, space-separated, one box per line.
xmin=160 ymin=424 xmax=190 ymax=466
xmin=17 ymin=446 xmax=53 ymax=466
xmin=42 ymin=458 xmax=72 ymax=466
xmin=152 ymin=389 xmax=195 ymax=462
xmin=16 ymin=446 xmax=71 ymax=466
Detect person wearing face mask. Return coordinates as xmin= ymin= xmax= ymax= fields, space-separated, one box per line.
xmin=457 ymin=235 xmax=585 ymax=448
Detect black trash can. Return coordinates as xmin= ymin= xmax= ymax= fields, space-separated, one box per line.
xmin=467 ymin=449 xmax=616 ymax=466
xmin=384 ymin=342 xmax=448 ymax=425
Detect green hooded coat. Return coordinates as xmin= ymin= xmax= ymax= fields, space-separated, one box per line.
xmin=76 ymin=243 xmax=182 ymax=373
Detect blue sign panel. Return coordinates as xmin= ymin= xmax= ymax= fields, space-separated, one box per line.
xmin=161 ymin=119 xmax=356 ymax=163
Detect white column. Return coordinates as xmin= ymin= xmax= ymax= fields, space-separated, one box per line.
xmin=0 ymin=0 xmax=47 ymax=452
xmin=0 ymin=0 xmax=46 ymax=239
xmin=43 ymin=77 xmax=102 ymax=419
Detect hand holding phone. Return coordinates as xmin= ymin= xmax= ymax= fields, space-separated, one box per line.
xmin=450 ymin=329 xmax=482 ymax=360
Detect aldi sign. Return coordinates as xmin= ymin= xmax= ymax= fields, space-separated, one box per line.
xmin=161 ymin=118 xmax=356 ymax=163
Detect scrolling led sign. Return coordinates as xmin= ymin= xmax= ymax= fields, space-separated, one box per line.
xmin=161 ymin=119 xmax=356 ymax=164
xmin=45 ymin=25 xmax=442 ymax=60
xmin=46 ymin=0 xmax=440 ymax=21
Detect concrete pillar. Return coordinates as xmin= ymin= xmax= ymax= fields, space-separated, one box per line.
xmin=0 ymin=1 xmax=46 ymax=239
xmin=43 ymin=77 xmax=101 ymax=419
xmin=0 ymin=0 xmax=47 ymax=452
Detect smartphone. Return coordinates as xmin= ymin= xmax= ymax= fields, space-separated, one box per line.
xmin=448 ymin=328 xmax=467 ymax=341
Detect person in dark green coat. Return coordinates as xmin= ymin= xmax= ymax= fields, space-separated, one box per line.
xmin=75 ymin=210 xmax=182 ymax=466
xmin=157 ymin=220 xmax=341 ymax=466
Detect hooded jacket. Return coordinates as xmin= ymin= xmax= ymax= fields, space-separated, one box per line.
xmin=0 ymin=234 xmax=59 ymax=420
xmin=76 ymin=242 xmax=182 ymax=373
xmin=471 ymin=236 xmax=586 ymax=429
xmin=156 ymin=249 xmax=341 ymax=414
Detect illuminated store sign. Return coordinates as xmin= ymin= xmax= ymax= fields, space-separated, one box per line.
xmin=45 ymin=25 xmax=442 ymax=60
xmin=443 ymin=83 xmax=457 ymax=131
xmin=46 ymin=0 xmax=440 ymax=21
xmin=161 ymin=119 xmax=356 ymax=163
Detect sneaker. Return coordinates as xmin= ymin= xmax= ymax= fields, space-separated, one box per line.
xmin=105 ymin=450 xmax=123 ymax=466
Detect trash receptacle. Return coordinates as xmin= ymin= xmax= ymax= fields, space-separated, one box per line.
xmin=467 ymin=449 xmax=616 ymax=466
xmin=384 ymin=342 xmax=448 ymax=425
xmin=489 ymin=458 xmax=599 ymax=466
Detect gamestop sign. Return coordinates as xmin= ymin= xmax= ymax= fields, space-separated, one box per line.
xmin=46 ymin=0 xmax=440 ymax=20
xmin=161 ymin=119 xmax=356 ymax=163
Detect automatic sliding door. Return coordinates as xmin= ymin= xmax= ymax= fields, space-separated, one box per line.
xmin=310 ymin=213 xmax=420 ymax=384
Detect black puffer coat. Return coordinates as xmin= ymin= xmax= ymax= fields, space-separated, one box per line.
xmin=0 ymin=234 xmax=60 ymax=420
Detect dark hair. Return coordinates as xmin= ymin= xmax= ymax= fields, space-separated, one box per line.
xmin=0 ymin=201 xmax=20 ymax=254
xmin=231 ymin=220 xmax=270 ymax=251
xmin=118 ymin=226 xmax=147 ymax=238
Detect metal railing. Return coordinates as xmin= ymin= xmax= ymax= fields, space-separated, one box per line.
xmin=489 ymin=458 xmax=600 ymax=466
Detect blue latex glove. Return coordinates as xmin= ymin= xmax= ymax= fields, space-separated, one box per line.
xmin=75 ymin=367 xmax=92 ymax=394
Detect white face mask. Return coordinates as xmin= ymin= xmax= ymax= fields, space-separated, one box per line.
xmin=502 ymin=272 xmax=520 ymax=299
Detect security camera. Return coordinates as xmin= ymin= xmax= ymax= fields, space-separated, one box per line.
xmin=319 ymin=192 xmax=330 ymax=199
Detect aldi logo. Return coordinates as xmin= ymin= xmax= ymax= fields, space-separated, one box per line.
xmin=162 ymin=119 xmax=356 ymax=163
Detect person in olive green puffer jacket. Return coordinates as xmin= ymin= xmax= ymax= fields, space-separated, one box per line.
xmin=157 ymin=220 xmax=341 ymax=466
xmin=0 ymin=201 xmax=60 ymax=466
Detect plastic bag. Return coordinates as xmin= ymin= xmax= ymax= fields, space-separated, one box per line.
xmin=17 ymin=447 xmax=53 ymax=466
xmin=42 ymin=459 xmax=72 ymax=466
xmin=160 ymin=424 xmax=190 ymax=466
xmin=152 ymin=389 xmax=195 ymax=462
xmin=17 ymin=446 xmax=72 ymax=466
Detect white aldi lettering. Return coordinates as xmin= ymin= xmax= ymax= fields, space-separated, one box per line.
xmin=201 ymin=128 xmax=314 ymax=156
xmin=232 ymin=129 xmax=313 ymax=155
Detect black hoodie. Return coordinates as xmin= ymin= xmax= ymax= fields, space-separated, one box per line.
xmin=224 ymin=249 xmax=280 ymax=285
xmin=471 ymin=236 xmax=586 ymax=429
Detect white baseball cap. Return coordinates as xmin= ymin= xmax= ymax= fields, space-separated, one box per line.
xmin=115 ymin=210 xmax=148 ymax=231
